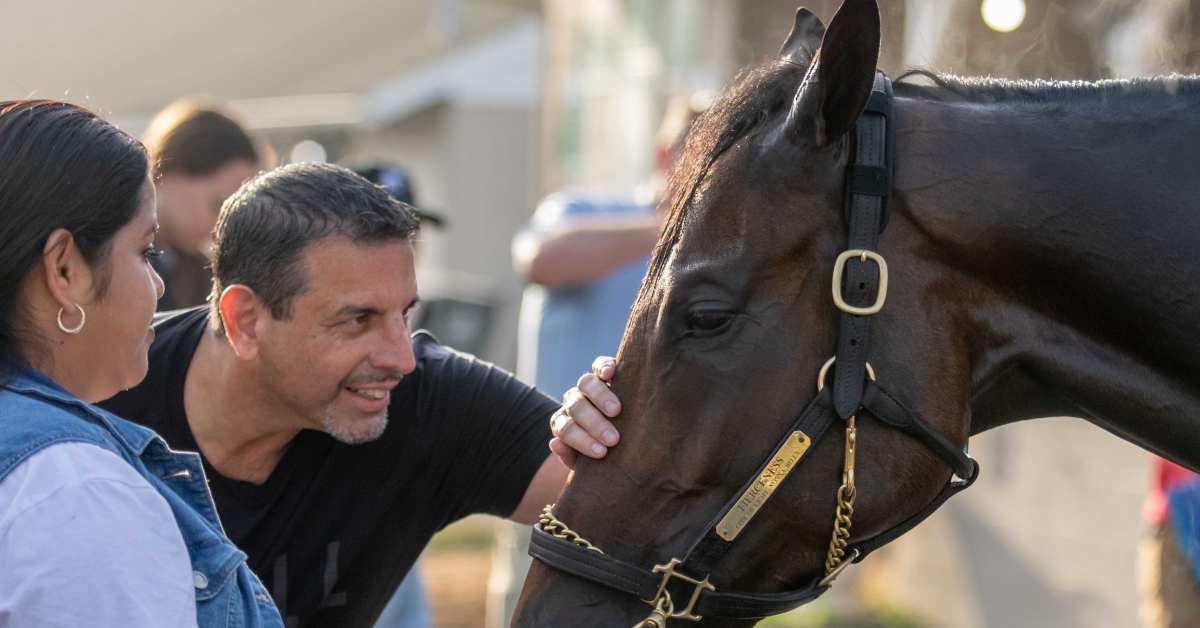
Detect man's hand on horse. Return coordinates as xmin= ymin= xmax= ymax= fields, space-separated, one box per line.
xmin=549 ymin=356 xmax=621 ymax=469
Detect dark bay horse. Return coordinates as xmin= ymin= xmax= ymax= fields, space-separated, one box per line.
xmin=515 ymin=0 xmax=1200 ymax=625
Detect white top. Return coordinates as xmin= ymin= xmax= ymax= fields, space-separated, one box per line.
xmin=0 ymin=442 xmax=198 ymax=627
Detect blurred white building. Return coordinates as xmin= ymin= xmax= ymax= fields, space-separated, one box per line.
xmin=0 ymin=0 xmax=543 ymax=368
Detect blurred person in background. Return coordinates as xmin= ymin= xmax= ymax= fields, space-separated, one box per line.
xmin=512 ymin=93 xmax=707 ymax=399
xmin=1116 ymin=4 xmax=1200 ymax=625
xmin=488 ymin=94 xmax=708 ymax=627
xmin=0 ymin=99 xmax=281 ymax=627
xmin=354 ymin=163 xmax=446 ymax=231
xmin=1140 ymin=458 xmax=1200 ymax=627
xmin=143 ymin=98 xmax=262 ymax=310
xmin=100 ymin=162 xmax=624 ymax=627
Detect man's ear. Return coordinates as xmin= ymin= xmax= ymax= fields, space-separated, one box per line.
xmin=40 ymin=228 xmax=96 ymax=312
xmin=219 ymin=285 xmax=264 ymax=360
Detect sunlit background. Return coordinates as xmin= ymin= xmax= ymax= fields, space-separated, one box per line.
xmin=3 ymin=1 xmax=1197 ymax=627
xmin=981 ymin=0 xmax=1028 ymax=32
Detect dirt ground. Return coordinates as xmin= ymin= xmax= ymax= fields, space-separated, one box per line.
xmin=420 ymin=516 xmax=496 ymax=628
xmin=422 ymin=549 xmax=491 ymax=628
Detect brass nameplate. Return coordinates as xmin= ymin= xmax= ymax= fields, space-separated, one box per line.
xmin=715 ymin=431 xmax=811 ymax=541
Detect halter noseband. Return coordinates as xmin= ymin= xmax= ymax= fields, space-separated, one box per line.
xmin=528 ymin=73 xmax=980 ymax=627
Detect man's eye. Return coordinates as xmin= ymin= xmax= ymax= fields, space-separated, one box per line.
xmin=344 ymin=314 xmax=370 ymax=328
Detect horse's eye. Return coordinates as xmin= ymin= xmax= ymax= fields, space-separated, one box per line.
xmin=686 ymin=310 xmax=734 ymax=333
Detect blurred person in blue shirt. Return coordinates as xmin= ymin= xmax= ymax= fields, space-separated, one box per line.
xmin=1140 ymin=457 xmax=1200 ymax=627
xmin=512 ymin=94 xmax=708 ymax=400
xmin=488 ymin=94 xmax=709 ymax=627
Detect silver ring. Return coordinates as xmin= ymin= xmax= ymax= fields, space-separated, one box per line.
xmin=550 ymin=408 xmax=571 ymax=434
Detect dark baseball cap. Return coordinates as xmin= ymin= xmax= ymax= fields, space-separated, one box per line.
xmin=354 ymin=163 xmax=446 ymax=228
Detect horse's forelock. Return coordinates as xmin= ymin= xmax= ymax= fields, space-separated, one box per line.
xmin=629 ymin=59 xmax=809 ymax=324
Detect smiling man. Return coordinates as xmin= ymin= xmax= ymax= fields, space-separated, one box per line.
xmin=101 ymin=163 xmax=621 ymax=627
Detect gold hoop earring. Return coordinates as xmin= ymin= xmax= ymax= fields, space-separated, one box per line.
xmin=56 ymin=304 xmax=86 ymax=335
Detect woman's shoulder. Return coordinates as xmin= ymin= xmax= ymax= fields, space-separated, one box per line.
xmin=0 ymin=442 xmax=158 ymax=525
xmin=0 ymin=384 xmax=112 ymax=440
xmin=0 ymin=382 xmax=155 ymax=481
xmin=0 ymin=442 xmax=198 ymax=627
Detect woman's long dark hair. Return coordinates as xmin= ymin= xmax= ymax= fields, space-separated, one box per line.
xmin=0 ymin=100 xmax=149 ymax=381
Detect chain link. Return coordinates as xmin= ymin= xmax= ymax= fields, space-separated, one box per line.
xmin=539 ymin=504 xmax=605 ymax=554
xmin=824 ymin=416 xmax=858 ymax=576
xmin=824 ymin=485 xmax=856 ymax=573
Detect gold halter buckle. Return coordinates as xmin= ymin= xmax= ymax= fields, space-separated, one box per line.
xmin=831 ymin=249 xmax=889 ymax=316
xmin=640 ymin=558 xmax=715 ymax=623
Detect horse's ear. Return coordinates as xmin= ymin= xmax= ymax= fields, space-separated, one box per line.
xmin=779 ymin=8 xmax=826 ymax=67
xmin=785 ymin=0 xmax=880 ymax=146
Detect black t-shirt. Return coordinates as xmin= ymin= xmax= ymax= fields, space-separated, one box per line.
xmin=100 ymin=308 xmax=557 ymax=627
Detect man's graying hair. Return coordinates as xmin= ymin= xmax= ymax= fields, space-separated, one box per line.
xmin=208 ymin=163 xmax=419 ymax=336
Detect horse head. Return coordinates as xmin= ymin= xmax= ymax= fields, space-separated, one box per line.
xmin=515 ymin=2 xmax=972 ymax=625
xmin=515 ymin=0 xmax=1200 ymax=625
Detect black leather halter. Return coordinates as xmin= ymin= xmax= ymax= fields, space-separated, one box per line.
xmin=529 ymin=73 xmax=980 ymax=624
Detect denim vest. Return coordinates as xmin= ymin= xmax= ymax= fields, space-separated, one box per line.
xmin=0 ymin=367 xmax=283 ymax=628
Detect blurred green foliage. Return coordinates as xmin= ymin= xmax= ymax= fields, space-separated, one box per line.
xmin=427 ymin=515 xmax=498 ymax=553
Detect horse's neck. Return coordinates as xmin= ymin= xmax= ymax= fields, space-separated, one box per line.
xmin=893 ymin=90 xmax=1200 ymax=469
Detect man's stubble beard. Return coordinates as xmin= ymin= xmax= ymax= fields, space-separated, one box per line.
xmin=321 ymin=404 xmax=390 ymax=445
xmin=320 ymin=369 xmax=404 ymax=444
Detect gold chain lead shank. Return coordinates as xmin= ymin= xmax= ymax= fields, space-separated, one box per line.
xmin=538 ymin=504 xmax=604 ymax=554
xmin=822 ymin=415 xmax=858 ymax=581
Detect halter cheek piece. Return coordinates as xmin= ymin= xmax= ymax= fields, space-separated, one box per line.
xmin=529 ymin=73 xmax=980 ymax=626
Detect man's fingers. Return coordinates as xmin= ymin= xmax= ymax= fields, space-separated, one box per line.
xmin=549 ymin=407 xmax=572 ymax=437
xmin=576 ymin=373 xmax=621 ymax=418
xmin=549 ymin=437 xmax=578 ymax=470
xmin=566 ymin=386 xmax=619 ymax=447
xmin=591 ymin=356 xmax=617 ymax=381
xmin=556 ymin=418 xmax=608 ymax=459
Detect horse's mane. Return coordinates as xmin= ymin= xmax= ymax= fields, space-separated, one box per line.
xmin=895 ymin=69 xmax=1200 ymax=102
xmin=627 ymin=60 xmax=1200 ymax=325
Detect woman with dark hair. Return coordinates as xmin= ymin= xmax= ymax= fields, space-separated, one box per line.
xmin=143 ymin=98 xmax=262 ymax=309
xmin=0 ymin=100 xmax=281 ymax=627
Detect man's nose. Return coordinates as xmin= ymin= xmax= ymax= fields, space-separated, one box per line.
xmin=371 ymin=315 xmax=416 ymax=375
